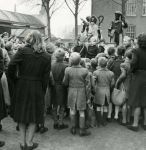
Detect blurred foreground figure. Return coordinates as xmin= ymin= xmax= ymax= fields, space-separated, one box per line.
xmin=8 ymin=31 xmax=51 ymax=150
xmin=128 ymin=34 xmax=146 ymax=131
xmin=0 ymin=38 xmax=6 ymax=148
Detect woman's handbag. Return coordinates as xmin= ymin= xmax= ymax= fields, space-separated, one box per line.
xmin=112 ymin=84 xmax=126 ymax=106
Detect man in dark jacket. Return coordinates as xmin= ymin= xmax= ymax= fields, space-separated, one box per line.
xmin=108 ymin=11 xmax=128 ymax=46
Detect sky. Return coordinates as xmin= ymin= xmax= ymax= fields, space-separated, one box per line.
xmin=0 ymin=0 xmax=91 ymax=38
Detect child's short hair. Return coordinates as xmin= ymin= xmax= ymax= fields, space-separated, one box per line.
xmin=70 ymin=52 xmax=81 ymax=66
xmin=91 ymin=58 xmax=97 ymax=69
xmin=117 ymin=46 xmax=125 ymax=56
xmin=98 ymin=57 xmax=107 ymax=68
xmin=99 ymin=45 xmax=105 ymax=53
xmin=95 ymin=53 xmax=107 ymax=63
xmin=107 ymin=47 xmax=115 ymax=56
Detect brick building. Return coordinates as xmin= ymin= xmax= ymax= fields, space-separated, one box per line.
xmin=92 ymin=0 xmax=146 ymax=42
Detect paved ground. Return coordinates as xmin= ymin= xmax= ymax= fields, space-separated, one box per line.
xmin=0 ymin=116 xmax=146 ymax=150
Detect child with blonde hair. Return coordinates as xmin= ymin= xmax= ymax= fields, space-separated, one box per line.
xmin=63 ymin=52 xmax=91 ymax=136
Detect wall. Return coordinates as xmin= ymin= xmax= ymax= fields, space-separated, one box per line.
xmin=92 ymin=0 xmax=146 ymax=42
xmin=92 ymin=0 xmax=121 ymax=42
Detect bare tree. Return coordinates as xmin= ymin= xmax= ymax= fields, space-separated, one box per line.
xmin=19 ymin=0 xmax=64 ymax=40
xmin=42 ymin=0 xmax=64 ymax=40
xmin=65 ymin=0 xmax=88 ymax=40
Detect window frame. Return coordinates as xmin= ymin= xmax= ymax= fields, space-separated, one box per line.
xmin=125 ymin=24 xmax=136 ymax=39
xmin=142 ymin=0 xmax=146 ymax=16
xmin=126 ymin=0 xmax=137 ymax=17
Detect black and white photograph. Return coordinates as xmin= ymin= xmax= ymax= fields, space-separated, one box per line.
xmin=0 ymin=0 xmax=146 ymax=150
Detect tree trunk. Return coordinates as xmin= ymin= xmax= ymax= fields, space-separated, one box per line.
xmin=75 ymin=14 xmax=78 ymax=40
xmin=47 ymin=14 xmax=51 ymax=41
xmin=74 ymin=0 xmax=79 ymax=40
xmin=46 ymin=2 xmax=51 ymax=41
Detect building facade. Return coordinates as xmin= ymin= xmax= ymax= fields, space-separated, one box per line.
xmin=92 ymin=0 xmax=146 ymax=42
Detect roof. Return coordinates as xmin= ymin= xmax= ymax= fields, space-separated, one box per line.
xmin=12 ymin=29 xmax=44 ymax=38
xmin=0 ymin=9 xmax=45 ymax=29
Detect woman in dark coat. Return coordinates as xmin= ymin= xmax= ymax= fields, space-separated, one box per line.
xmin=51 ymin=48 xmax=68 ymax=130
xmin=127 ymin=34 xmax=146 ymax=131
xmin=8 ymin=31 xmax=51 ymax=150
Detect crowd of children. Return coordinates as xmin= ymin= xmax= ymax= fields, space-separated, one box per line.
xmin=0 ymin=31 xmax=146 ymax=149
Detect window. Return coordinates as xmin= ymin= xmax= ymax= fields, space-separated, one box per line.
xmin=126 ymin=0 xmax=137 ymax=16
xmin=126 ymin=24 xmax=136 ymax=39
xmin=142 ymin=0 xmax=146 ymax=16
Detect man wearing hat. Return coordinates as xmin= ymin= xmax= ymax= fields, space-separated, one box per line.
xmin=108 ymin=11 xmax=128 ymax=46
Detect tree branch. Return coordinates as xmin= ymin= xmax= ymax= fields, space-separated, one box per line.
xmin=50 ymin=1 xmax=64 ymax=17
xmin=79 ymin=0 xmax=87 ymax=6
xmin=49 ymin=0 xmax=56 ymax=9
xmin=71 ymin=0 xmax=75 ymax=5
xmin=65 ymin=0 xmax=75 ymax=15
xmin=111 ymin=0 xmax=121 ymax=6
xmin=78 ymin=0 xmax=87 ymax=13
xmin=42 ymin=0 xmax=48 ymax=12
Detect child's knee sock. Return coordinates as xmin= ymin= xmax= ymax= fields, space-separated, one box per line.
xmin=96 ymin=106 xmax=102 ymax=127
xmin=108 ymin=103 xmax=112 ymax=119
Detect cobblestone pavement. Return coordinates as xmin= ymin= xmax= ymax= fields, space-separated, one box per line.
xmin=0 ymin=116 xmax=146 ymax=150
